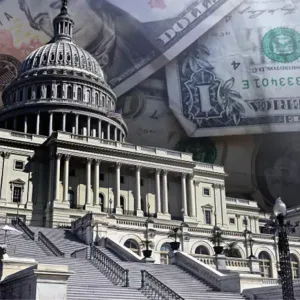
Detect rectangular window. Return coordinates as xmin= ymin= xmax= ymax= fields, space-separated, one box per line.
xmin=100 ymin=173 xmax=104 ymax=181
xmin=13 ymin=186 xmax=22 ymax=203
xmin=14 ymin=161 xmax=24 ymax=170
xmin=120 ymin=176 xmax=125 ymax=184
xmin=229 ymin=217 xmax=235 ymax=225
xmin=205 ymin=210 xmax=211 ymax=225
xmin=203 ymin=188 xmax=210 ymax=196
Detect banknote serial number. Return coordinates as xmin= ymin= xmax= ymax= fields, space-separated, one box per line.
xmin=242 ymin=77 xmax=300 ymax=89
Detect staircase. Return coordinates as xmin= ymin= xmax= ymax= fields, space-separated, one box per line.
xmin=29 ymin=226 xmax=88 ymax=257
xmin=1 ymin=222 xmax=248 ymax=300
xmin=97 ymin=247 xmax=247 ymax=300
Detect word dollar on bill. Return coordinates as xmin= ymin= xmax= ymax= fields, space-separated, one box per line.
xmin=0 ymin=0 xmax=243 ymax=98
xmin=167 ymin=0 xmax=300 ymax=137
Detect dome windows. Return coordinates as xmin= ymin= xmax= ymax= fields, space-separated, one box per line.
xmin=67 ymin=85 xmax=73 ymax=99
xmin=46 ymin=85 xmax=51 ymax=98
xmin=27 ymin=87 xmax=32 ymax=100
xmin=36 ymin=86 xmax=42 ymax=99
xmin=77 ymin=87 xmax=82 ymax=101
xmin=57 ymin=85 xmax=62 ymax=98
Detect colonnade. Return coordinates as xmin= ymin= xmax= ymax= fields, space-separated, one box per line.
xmin=52 ymin=155 xmax=197 ymax=218
xmin=4 ymin=111 xmax=126 ymax=142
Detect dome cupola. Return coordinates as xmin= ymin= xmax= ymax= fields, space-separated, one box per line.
xmin=52 ymin=0 xmax=74 ymax=42
xmin=0 ymin=0 xmax=127 ymax=142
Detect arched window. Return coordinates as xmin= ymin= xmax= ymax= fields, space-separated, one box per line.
xmin=27 ymin=87 xmax=32 ymax=100
xmin=124 ymin=239 xmax=139 ymax=255
xmin=86 ymin=90 xmax=91 ymax=103
xmin=67 ymin=86 xmax=73 ymax=99
xmin=195 ymin=245 xmax=210 ymax=256
xmin=99 ymin=193 xmax=104 ymax=212
xmin=160 ymin=243 xmax=171 ymax=265
xmin=291 ymin=254 xmax=299 ymax=279
xmin=36 ymin=86 xmax=41 ymax=99
xmin=57 ymin=85 xmax=62 ymax=98
xmin=77 ymin=87 xmax=82 ymax=101
xmin=68 ymin=190 xmax=75 ymax=209
xmin=95 ymin=93 xmax=99 ymax=105
xmin=258 ymin=251 xmax=272 ymax=278
xmin=120 ymin=196 xmax=125 ymax=211
xmin=46 ymin=85 xmax=51 ymax=98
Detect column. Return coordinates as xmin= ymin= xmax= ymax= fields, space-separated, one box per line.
xmin=86 ymin=158 xmax=92 ymax=205
xmin=47 ymin=155 xmax=54 ymax=208
xmin=162 ymin=170 xmax=169 ymax=214
xmin=26 ymin=157 xmax=33 ymax=208
xmin=181 ymin=173 xmax=188 ymax=216
xmin=0 ymin=152 xmax=10 ymax=200
xmin=24 ymin=116 xmax=28 ymax=134
xmin=75 ymin=114 xmax=79 ymax=135
xmin=153 ymin=170 xmax=161 ymax=216
xmin=93 ymin=160 xmax=100 ymax=206
xmin=135 ymin=166 xmax=142 ymax=216
xmin=13 ymin=118 xmax=17 ymax=131
xmin=107 ymin=124 xmax=111 ymax=140
xmin=98 ymin=120 xmax=102 ymax=138
xmin=87 ymin=116 xmax=91 ymax=136
xmin=36 ymin=112 xmax=40 ymax=135
xmin=115 ymin=162 xmax=122 ymax=214
xmin=49 ymin=112 xmax=53 ymax=135
xmin=63 ymin=155 xmax=70 ymax=202
xmin=114 ymin=127 xmax=118 ymax=141
xmin=54 ymin=154 xmax=61 ymax=201
xmin=188 ymin=174 xmax=196 ymax=218
xmin=62 ymin=113 xmax=66 ymax=131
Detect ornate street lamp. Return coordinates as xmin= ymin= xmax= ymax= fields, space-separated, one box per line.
xmin=247 ymin=232 xmax=256 ymax=259
xmin=273 ymin=197 xmax=295 ymax=300
xmin=109 ymin=198 xmax=113 ymax=214
xmin=142 ymin=203 xmax=154 ymax=258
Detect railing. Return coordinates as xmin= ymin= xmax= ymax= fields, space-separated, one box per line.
xmin=106 ymin=238 xmax=142 ymax=262
xmin=16 ymin=217 xmax=35 ymax=240
xmin=141 ymin=270 xmax=184 ymax=300
xmin=91 ymin=246 xmax=129 ymax=286
xmin=123 ymin=210 xmax=135 ymax=216
xmin=175 ymin=252 xmax=222 ymax=290
xmin=70 ymin=247 xmax=88 ymax=259
xmin=38 ymin=232 xmax=65 ymax=257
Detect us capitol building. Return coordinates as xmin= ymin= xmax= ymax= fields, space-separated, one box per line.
xmin=0 ymin=0 xmax=300 ymax=280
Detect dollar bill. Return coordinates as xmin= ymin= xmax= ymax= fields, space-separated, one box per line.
xmin=176 ymin=132 xmax=300 ymax=210
xmin=0 ymin=0 xmax=243 ymax=98
xmin=117 ymin=79 xmax=186 ymax=149
xmin=167 ymin=0 xmax=300 ymax=137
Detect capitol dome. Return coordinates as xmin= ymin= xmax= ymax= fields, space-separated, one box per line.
xmin=19 ymin=42 xmax=105 ymax=81
xmin=0 ymin=0 xmax=127 ymax=142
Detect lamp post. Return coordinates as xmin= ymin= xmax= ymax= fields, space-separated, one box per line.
xmin=109 ymin=198 xmax=112 ymax=214
xmin=143 ymin=203 xmax=153 ymax=258
xmin=247 ymin=232 xmax=256 ymax=259
xmin=273 ymin=197 xmax=295 ymax=300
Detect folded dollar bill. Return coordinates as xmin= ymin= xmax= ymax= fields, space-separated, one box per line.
xmin=167 ymin=0 xmax=300 ymax=137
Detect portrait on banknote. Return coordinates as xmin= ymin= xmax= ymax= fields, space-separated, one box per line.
xmin=255 ymin=133 xmax=300 ymax=208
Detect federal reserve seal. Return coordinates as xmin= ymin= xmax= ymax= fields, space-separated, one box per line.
xmin=263 ymin=28 xmax=300 ymax=63
xmin=0 ymin=55 xmax=21 ymax=92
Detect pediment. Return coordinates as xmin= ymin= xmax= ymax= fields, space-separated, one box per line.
xmin=202 ymin=204 xmax=213 ymax=210
xmin=9 ymin=178 xmax=26 ymax=185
